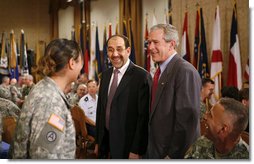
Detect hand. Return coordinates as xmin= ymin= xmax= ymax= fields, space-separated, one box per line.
xmin=94 ymin=144 xmax=98 ymax=157
xmin=129 ymin=152 xmax=140 ymax=159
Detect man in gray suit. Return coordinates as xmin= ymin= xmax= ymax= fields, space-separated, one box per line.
xmin=146 ymin=24 xmax=201 ymax=159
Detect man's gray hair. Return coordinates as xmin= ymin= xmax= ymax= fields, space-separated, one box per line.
xmin=150 ymin=24 xmax=179 ymax=47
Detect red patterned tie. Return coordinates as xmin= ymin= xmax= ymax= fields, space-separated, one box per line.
xmin=151 ymin=67 xmax=161 ymax=108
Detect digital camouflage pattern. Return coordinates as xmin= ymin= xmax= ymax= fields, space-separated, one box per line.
xmin=200 ymin=101 xmax=206 ymax=120
xmin=11 ymin=77 xmax=76 ymax=159
xmin=0 ymin=98 xmax=20 ymax=142
xmin=0 ymin=86 xmax=11 ymax=100
xmin=184 ymin=136 xmax=249 ymax=159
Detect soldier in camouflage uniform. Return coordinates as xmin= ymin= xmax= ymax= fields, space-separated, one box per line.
xmin=200 ymin=78 xmax=214 ymax=120
xmin=185 ymin=98 xmax=249 ymax=159
xmin=0 ymin=85 xmax=12 ymax=100
xmin=0 ymin=97 xmax=20 ymax=143
xmin=11 ymin=39 xmax=83 ymax=159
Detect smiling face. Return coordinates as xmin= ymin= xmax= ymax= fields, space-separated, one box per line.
xmin=148 ymin=28 xmax=176 ymax=64
xmin=107 ymin=36 xmax=130 ymax=69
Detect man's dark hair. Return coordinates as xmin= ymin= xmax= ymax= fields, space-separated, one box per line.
xmin=221 ymin=86 xmax=239 ymax=101
xmin=107 ymin=34 xmax=130 ymax=48
xmin=239 ymin=88 xmax=249 ymax=101
xmin=202 ymin=78 xmax=214 ymax=87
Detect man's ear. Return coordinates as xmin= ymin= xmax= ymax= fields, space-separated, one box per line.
xmin=218 ymin=124 xmax=230 ymax=140
xmin=126 ymin=47 xmax=131 ymax=56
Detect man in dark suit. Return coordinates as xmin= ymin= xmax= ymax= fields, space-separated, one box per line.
xmin=94 ymin=35 xmax=151 ymax=159
xmin=146 ymin=24 xmax=201 ymax=159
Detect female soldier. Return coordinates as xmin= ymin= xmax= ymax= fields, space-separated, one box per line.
xmin=11 ymin=39 xmax=83 ymax=159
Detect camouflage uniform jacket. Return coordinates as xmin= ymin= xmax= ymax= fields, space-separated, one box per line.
xmin=200 ymin=100 xmax=206 ymax=120
xmin=0 ymin=85 xmax=12 ymax=100
xmin=11 ymin=76 xmax=76 ymax=159
xmin=184 ymin=136 xmax=249 ymax=159
xmin=0 ymin=98 xmax=20 ymax=142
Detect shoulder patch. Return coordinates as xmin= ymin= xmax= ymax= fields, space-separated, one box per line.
xmin=48 ymin=113 xmax=65 ymax=132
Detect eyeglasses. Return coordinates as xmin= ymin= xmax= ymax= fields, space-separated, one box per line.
xmin=107 ymin=47 xmax=125 ymax=55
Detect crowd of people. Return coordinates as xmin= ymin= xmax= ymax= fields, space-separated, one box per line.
xmin=0 ymin=23 xmax=249 ymax=159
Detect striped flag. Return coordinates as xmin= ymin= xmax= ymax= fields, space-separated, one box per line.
xmin=210 ymin=5 xmax=223 ymax=102
xmin=227 ymin=3 xmax=242 ymax=90
xmin=180 ymin=11 xmax=190 ymax=62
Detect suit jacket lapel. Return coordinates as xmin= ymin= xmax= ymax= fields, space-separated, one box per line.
xmin=113 ymin=62 xmax=134 ymax=99
xmin=150 ymin=55 xmax=181 ymax=120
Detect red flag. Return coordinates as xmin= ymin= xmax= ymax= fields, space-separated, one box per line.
xmin=210 ymin=5 xmax=223 ymax=101
xmin=180 ymin=11 xmax=190 ymax=62
xmin=227 ymin=3 xmax=242 ymax=90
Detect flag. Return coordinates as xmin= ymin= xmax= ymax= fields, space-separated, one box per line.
xmin=0 ymin=32 xmax=8 ymax=69
xmin=10 ymin=30 xmax=19 ymax=79
xmin=108 ymin=23 xmax=112 ymax=38
xmin=102 ymin=25 xmax=109 ymax=71
xmin=193 ymin=8 xmax=200 ymax=69
xmin=168 ymin=11 xmax=173 ymax=25
xmin=144 ymin=14 xmax=150 ymax=72
xmin=244 ymin=58 xmax=249 ymax=81
xmin=0 ymin=32 xmax=9 ymax=75
xmin=180 ymin=11 xmax=190 ymax=62
xmin=89 ymin=24 xmax=96 ymax=80
xmin=84 ymin=25 xmax=90 ymax=75
xmin=210 ymin=5 xmax=223 ymax=102
xmin=227 ymin=3 xmax=242 ymax=90
xmin=79 ymin=24 xmax=85 ymax=74
xmin=168 ymin=0 xmax=173 ymax=24
xmin=95 ymin=25 xmax=101 ymax=81
xmin=20 ymin=29 xmax=29 ymax=75
xmin=115 ymin=21 xmax=119 ymax=35
xmin=123 ymin=20 xmax=128 ymax=37
xmin=128 ymin=19 xmax=136 ymax=63
xmin=198 ymin=8 xmax=209 ymax=78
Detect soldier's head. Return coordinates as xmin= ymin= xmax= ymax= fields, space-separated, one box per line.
xmin=1 ymin=76 xmax=10 ymax=86
xmin=37 ymin=39 xmax=83 ymax=84
xmin=201 ymin=78 xmax=215 ymax=101
xmin=204 ymin=98 xmax=248 ymax=144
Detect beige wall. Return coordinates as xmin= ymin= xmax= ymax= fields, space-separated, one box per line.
xmin=0 ymin=0 xmax=50 ymax=51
